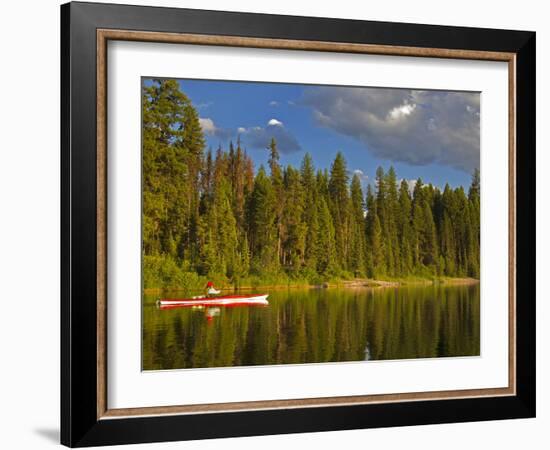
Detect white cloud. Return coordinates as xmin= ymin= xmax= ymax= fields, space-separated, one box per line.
xmin=388 ymin=102 xmax=416 ymax=120
xmin=199 ymin=117 xmax=217 ymax=135
xmin=237 ymin=127 xmax=247 ymax=134
xmin=199 ymin=117 xmax=233 ymax=140
xmin=269 ymin=101 xmax=280 ymax=106
xmin=268 ymin=118 xmax=283 ymax=127
xmin=401 ymin=178 xmax=418 ymax=194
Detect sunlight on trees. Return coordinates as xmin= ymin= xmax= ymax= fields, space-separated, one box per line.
xmin=142 ymin=80 xmax=480 ymax=290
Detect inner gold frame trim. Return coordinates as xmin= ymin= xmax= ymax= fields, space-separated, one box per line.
xmin=96 ymin=29 xmax=517 ymax=420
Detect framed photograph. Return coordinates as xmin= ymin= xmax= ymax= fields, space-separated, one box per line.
xmin=61 ymin=1 xmax=535 ymax=447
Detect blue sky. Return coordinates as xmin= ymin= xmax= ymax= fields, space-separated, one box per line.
xmin=146 ymin=78 xmax=480 ymax=189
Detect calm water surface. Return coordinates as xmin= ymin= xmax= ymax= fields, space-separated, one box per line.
xmin=142 ymin=284 xmax=480 ymax=370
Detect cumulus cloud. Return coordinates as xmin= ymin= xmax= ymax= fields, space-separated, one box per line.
xmin=199 ymin=117 xmax=234 ymax=140
xmin=388 ymin=102 xmax=416 ymax=120
xmin=401 ymin=178 xmax=418 ymax=194
xmin=199 ymin=117 xmax=216 ymax=134
xmin=269 ymin=100 xmax=280 ymax=106
xmin=302 ymin=87 xmax=480 ymax=172
xmin=240 ymin=119 xmax=301 ymax=154
xmin=268 ymin=118 xmax=283 ymax=127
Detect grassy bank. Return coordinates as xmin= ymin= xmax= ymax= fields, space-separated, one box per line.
xmin=143 ymin=250 xmax=480 ymax=295
xmin=143 ymin=274 xmax=479 ymax=295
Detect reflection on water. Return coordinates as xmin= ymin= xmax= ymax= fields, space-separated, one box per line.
xmin=142 ymin=284 xmax=480 ymax=370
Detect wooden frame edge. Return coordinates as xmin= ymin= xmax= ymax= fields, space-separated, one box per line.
xmin=98 ymin=29 xmax=515 ymax=61
xmin=97 ymin=29 xmax=108 ymax=419
xmin=100 ymin=387 xmax=515 ymax=419
xmin=508 ymin=55 xmax=517 ymax=395
xmin=96 ymin=28 xmax=517 ymax=420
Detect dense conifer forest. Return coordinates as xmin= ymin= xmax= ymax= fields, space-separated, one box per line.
xmin=143 ymin=79 xmax=480 ymax=290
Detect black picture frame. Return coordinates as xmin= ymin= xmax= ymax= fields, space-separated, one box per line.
xmin=61 ymin=1 xmax=535 ymax=447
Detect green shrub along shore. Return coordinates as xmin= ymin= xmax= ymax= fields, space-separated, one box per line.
xmin=143 ymin=253 xmax=479 ymax=295
xmin=142 ymin=80 xmax=480 ymax=294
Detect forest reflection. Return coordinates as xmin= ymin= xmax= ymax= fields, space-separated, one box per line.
xmin=142 ymin=284 xmax=479 ymax=370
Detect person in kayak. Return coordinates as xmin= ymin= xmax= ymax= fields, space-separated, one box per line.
xmin=205 ymin=281 xmax=221 ymax=297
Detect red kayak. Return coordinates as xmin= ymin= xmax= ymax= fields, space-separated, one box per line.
xmin=158 ymin=293 xmax=269 ymax=309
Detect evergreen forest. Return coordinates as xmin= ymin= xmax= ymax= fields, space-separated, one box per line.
xmin=142 ymin=79 xmax=480 ymax=291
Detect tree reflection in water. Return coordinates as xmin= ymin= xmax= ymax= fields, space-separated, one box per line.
xmin=142 ymin=284 xmax=480 ymax=370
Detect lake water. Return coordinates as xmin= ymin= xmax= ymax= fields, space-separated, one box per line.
xmin=142 ymin=284 xmax=480 ymax=370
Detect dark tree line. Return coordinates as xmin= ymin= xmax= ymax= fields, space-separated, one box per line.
xmin=143 ymin=79 xmax=480 ymax=289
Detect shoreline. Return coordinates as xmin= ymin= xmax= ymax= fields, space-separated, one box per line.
xmin=144 ymin=277 xmax=479 ymax=294
xmin=336 ymin=277 xmax=479 ymax=288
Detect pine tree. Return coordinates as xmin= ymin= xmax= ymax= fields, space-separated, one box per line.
xmin=364 ymin=184 xmax=376 ymax=277
xmin=282 ymin=166 xmax=307 ymax=271
xmin=411 ymin=178 xmax=424 ymax=269
xmin=453 ymin=187 xmax=469 ymax=276
xmin=197 ymin=224 xmax=217 ymax=276
xmin=375 ymin=166 xmax=395 ymax=275
xmin=240 ymin=234 xmax=250 ymax=276
xmin=229 ymin=139 xmax=247 ymax=233
xmin=300 ymin=153 xmax=319 ymax=270
xmin=398 ymin=180 xmax=414 ymax=275
xmin=365 ymin=184 xmax=385 ymax=277
xmin=329 ymin=152 xmax=351 ymax=271
xmin=316 ymin=169 xmax=330 ymax=198
xmin=469 ymin=168 xmax=480 ymax=201
xmin=142 ymin=79 xmax=204 ymax=265
xmin=375 ymin=167 xmax=386 ymax=223
xmin=440 ymin=212 xmax=456 ymax=275
xmin=178 ymin=94 xmax=206 ymax=266
xmin=201 ymin=149 xmax=213 ymax=202
xmin=468 ymin=169 xmax=480 ymax=278
xmin=412 ymin=178 xmax=439 ymax=269
xmin=350 ymin=174 xmax=366 ymax=276
xmin=249 ymin=166 xmax=278 ymax=273
xmin=372 ymin=212 xmax=385 ymax=277
xmin=421 ymin=201 xmax=439 ymax=268
xmin=385 ymin=167 xmax=400 ymax=275
xmin=212 ymin=178 xmax=238 ymax=278
xmin=232 ymin=234 xmax=250 ymax=287
xmin=268 ymin=138 xmax=284 ymax=265
xmin=317 ymin=197 xmax=337 ymax=275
